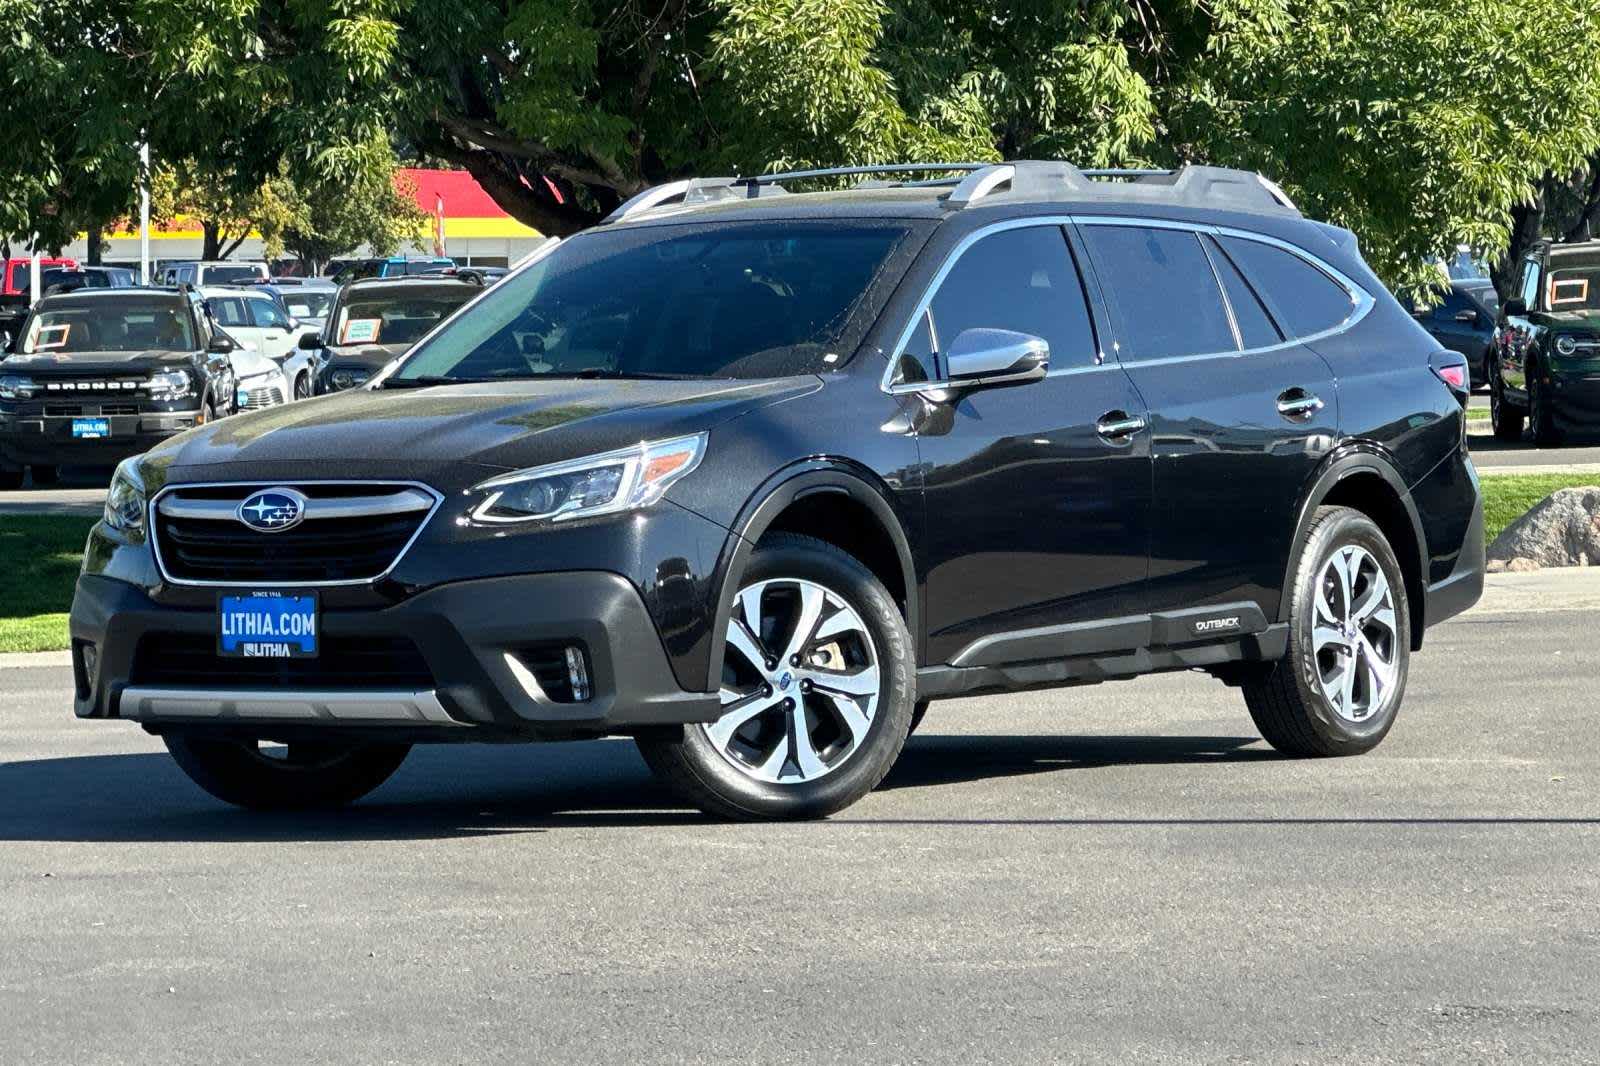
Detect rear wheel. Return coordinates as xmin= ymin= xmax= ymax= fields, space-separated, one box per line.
xmin=637 ymin=533 xmax=915 ymax=819
xmin=1490 ymin=365 xmax=1524 ymax=441
xmin=1242 ymin=506 xmax=1409 ymax=756
xmin=293 ymin=373 xmax=311 ymax=401
xmin=163 ymin=733 xmax=411 ymax=809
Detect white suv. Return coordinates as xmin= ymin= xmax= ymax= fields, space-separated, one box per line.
xmin=199 ymin=286 xmax=318 ymax=408
xmin=164 ymin=261 xmax=270 ymax=287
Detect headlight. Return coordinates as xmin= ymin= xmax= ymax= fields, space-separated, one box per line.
xmin=0 ymin=374 xmax=37 ymax=400
xmin=330 ymin=368 xmax=369 ymax=391
xmin=470 ymin=433 xmax=707 ymax=524
xmin=148 ymin=369 xmax=193 ymax=399
xmin=103 ymin=458 xmax=147 ymax=539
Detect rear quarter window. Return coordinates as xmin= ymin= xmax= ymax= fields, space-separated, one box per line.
xmin=1216 ymin=236 xmax=1356 ymax=340
xmin=1079 ymin=224 xmax=1237 ymax=360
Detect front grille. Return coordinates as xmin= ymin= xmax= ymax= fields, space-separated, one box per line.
xmin=152 ymin=482 xmax=437 ymax=585
xmin=129 ymin=634 xmax=434 ymax=690
xmin=239 ymin=386 xmax=284 ymax=410
xmin=39 ymin=377 xmax=148 ymax=397
xmin=45 ymin=404 xmax=83 ymax=417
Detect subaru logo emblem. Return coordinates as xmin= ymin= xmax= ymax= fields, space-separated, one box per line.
xmin=237 ymin=488 xmax=307 ymax=533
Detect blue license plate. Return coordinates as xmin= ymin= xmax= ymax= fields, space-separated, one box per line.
xmin=218 ymin=592 xmax=318 ymax=658
xmin=71 ymin=418 xmax=110 ymax=439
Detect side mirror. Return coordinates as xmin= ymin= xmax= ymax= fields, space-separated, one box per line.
xmin=298 ymin=332 xmax=323 ymax=351
xmin=207 ymin=334 xmax=236 ymax=354
xmin=0 ymin=330 xmax=13 ymax=354
xmin=1503 ymin=297 xmax=1528 ymax=318
xmin=1454 ymin=308 xmax=1480 ymax=325
xmin=943 ymin=328 xmax=1049 ymax=388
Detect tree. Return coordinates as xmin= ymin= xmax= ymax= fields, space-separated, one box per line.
xmin=257 ymin=143 xmax=427 ymax=273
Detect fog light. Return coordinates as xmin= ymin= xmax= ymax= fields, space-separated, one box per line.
xmin=565 ymin=646 xmax=591 ymax=702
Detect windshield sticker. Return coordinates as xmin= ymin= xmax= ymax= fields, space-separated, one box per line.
xmin=32 ymin=323 xmax=71 ymax=350
xmin=1551 ymin=277 xmax=1590 ymax=307
xmin=341 ymin=318 xmax=381 ymax=344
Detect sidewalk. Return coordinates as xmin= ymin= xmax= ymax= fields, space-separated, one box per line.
xmin=5 ymin=569 xmax=1599 ymax=672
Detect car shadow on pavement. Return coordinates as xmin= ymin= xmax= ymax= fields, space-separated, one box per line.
xmin=0 ymin=732 xmax=1285 ymax=842
xmin=6 ymin=732 xmax=1592 ymax=842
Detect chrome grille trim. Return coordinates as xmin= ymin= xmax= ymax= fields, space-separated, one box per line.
xmin=148 ymin=480 xmax=444 ymax=588
xmin=156 ymin=487 xmax=436 ymax=522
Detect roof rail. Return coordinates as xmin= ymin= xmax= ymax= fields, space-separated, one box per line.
xmin=735 ymin=163 xmax=990 ymax=187
xmin=944 ymin=161 xmax=1301 ymax=217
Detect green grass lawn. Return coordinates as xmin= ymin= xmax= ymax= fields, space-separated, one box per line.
xmin=1481 ymin=471 xmax=1600 ymax=544
xmin=0 ymin=515 xmax=96 ymax=653
xmin=0 ymin=470 xmax=1595 ymax=655
xmin=1465 ymin=406 xmax=1490 ymax=421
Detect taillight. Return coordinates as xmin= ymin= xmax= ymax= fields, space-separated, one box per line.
xmin=1428 ymin=351 xmax=1471 ymax=407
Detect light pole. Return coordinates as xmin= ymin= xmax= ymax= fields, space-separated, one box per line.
xmin=139 ymin=139 xmax=151 ymax=286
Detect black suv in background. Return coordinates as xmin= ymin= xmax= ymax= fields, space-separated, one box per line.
xmin=0 ymin=288 xmax=238 ymax=488
xmin=1491 ymin=239 xmax=1600 ymax=443
xmin=69 ymin=162 xmax=1483 ymax=819
xmin=306 ymin=276 xmax=482 ymax=393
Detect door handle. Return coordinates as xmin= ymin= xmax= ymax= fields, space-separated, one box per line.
xmin=1095 ymin=411 xmax=1146 ymax=440
xmin=1276 ymin=389 xmax=1325 ymax=420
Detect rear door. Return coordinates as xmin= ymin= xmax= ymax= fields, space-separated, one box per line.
xmin=1077 ymin=221 xmax=1343 ymax=626
xmin=893 ymin=222 xmax=1153 ymax=666
xmin=245 ymin=294 xmax=296 ymax=359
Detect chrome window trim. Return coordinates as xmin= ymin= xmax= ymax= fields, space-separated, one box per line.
xmin=879 ymin=214 xmax=1375 ymax=394
xmin=148 ymin=479 xmax=444 ymax=589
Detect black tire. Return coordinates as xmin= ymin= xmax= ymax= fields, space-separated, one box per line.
xmin=293 ymin=373 xmax=311 ymax=401
xmin=0 ymin=466 xmax=24 ymax=490
xmin=1528 ymin=363 xmax=1562 ymax=446
xmin=908 ymin=699 xmax=931 ymax=736
xmin=163 ymin=733 xmax=411 ymax=809
xmin=29 ymin=464 xmax=60 ymax=487
xmin=1242 ymin=506 xmax=1410 ymax=757
xmin=197 ymin=395 xmax=220 ymax=424
xmin=636 ymin=533 xmax=915 ymax=820
xmin=1490 ymin=365 xmax=1524 ymax=441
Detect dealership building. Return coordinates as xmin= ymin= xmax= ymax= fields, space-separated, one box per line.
xmin=60 ymin=168 xmax=545 ymax=270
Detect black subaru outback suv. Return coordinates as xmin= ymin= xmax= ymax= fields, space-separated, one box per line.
xmin=1 ymin=287 xmax=238 ymax=489
xmin=68 ymin=162 xmax=1484 ymax=819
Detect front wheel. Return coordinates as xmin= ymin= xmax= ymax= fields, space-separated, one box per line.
xmin=637 ymin=533 xmax=915 ymax=819
xmin=1528 ymin=366 xmax=1562 ymax=446
xmin=0 ymin=466 xmax=22 ymax=490
xmin=164 ymin=733 xmax=411 ymax=809
xmin=293 ymin=373 xmax=311 ymax=401
xmin=1490 ymin=366 xmax=1524 ymax=441
xmin=1242 ymin=506 xmax=1409 ymax=756
xmin=29 ymin=464 xmax=60 ymax=486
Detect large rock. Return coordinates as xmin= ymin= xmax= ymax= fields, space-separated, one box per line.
xmin=1487 ymin=486 xmax=1600 ymax=570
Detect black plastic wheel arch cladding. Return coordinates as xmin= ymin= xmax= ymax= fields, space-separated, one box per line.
xmin=701 ymin=463 xmax=921 ymax=693
xmin=1282 ymin=447 xmax=1430 ymax=648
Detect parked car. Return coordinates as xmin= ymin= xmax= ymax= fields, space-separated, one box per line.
xmin=67 ymin=161 xmax=1483 ymax=819
xmin=1490 ymin=240 xmax=1600 ymax=444
xmin=331 ymin=255 xmax=457 ymax=283
xmin=163 ymin=261 xmax=270 ymax=287
xmin=307 ymin=276 xmax=480 ymax=393
xmin=37 ymin=265 xmax=138 ymax=296
xmin=1402 ymin=279 xmax=1498 ymax=389
xmin=263 ymin=279 xmax=338 ymax=332
xmin=0 ymin=256 xmax=78 ymax=343
xmin=0 ymin=287 xmax=237 ymax=488
xmin=200 ymin=285 xmax=318 ymax=404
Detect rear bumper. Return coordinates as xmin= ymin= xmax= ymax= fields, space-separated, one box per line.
xmin=0 ymin=411 xmax=200 ymax=468
xmin=70 ymin=570 xmax=721 ymax=740
xmin=1423 ymin=475 xmax=1484 ymax=630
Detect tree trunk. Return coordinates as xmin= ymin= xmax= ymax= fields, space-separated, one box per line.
xmin=1494 ymin=176 xmax=1550 ymax=302
xmin=202 ymin=220 xmax=222 ymax=261
xmin=86 ymin=231 xmax=104 ymax=265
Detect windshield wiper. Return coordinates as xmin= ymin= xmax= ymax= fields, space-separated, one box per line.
xmin=533 ymin=369 xmax=700 ymax=381
xmin=380 ymin=375 xmax=497 ymax=389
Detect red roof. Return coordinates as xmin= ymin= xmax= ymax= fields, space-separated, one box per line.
xmin=398 ymin=169 xmax=509 ymax=218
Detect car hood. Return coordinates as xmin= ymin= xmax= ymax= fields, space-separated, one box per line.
xmin=144 ymin=375 xmax=821 ymax=489
xmin=1 ymin=349 xmax=196 ymax=374
xmin=1542 ymin=309 xmax=1600 ymax=332
xmin=230 ymin=348 xmax=281 ymax=379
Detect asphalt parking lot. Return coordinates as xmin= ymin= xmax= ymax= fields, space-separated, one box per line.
xmin=2 ymin=581 xmax=1596 ymax=1064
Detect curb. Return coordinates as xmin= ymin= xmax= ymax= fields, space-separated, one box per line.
xmin=0 ymin=650 xmax=73 ymax=670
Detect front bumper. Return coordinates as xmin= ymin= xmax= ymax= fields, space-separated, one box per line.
xmin=1545 ymin=370 xmax=1600 ymax=430
xmin=0 ymin=410 xmax=200 ymax=468
xmin=70 ymin=570 xmax=721 ymax=740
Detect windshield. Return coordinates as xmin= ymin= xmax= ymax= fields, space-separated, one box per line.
xmin=204 ymin=264 xmax=265 ymax=285
xmin=1548 ymin=252 xmax=1600 ymax=312
xmin=330 ymin=285 xmax=478 ymax=348
xmin=284 ymin=291 xmax=335 ymax=320
xmin=21 ymin=299 xmax=195 ymax=354
xmin=392 ymin=220 xmax=919 ymax=384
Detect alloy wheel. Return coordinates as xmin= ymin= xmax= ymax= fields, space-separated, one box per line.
xmin=703 ymin=577 xmax=881 ymax=784
xmin=1311 ymin=545 xmax=1399 ymax=723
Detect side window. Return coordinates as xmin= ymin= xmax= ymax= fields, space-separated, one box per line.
xmin=1519 ymin=260 xmax=1540 ymax=310
xmin=1080 ymin=225 xmax=1236 ymax=359
xmin=1203 ymin=235 xmax=1281 ymax=349
xmin=922 ymin=225 xmax=1096 ymax=376
xmin=249 ymin=299 xmax=289 ymax=329
xmin=206 ymin=297 xmax=250 ymax=328
xmin=1218 ymin=236 xmax=1355 ymax=339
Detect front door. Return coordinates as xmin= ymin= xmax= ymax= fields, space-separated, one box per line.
xmin=1077 ymin=221 xmax=1343 ymax=624
xmin=893 ymin=223 xmax=1153 ymax=666
xmin=246 ymin=295 xmax=298 ymax=360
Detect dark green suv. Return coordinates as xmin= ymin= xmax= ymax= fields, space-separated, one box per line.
xmin=1491 ymin=240 xmax=1600 ymax=444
